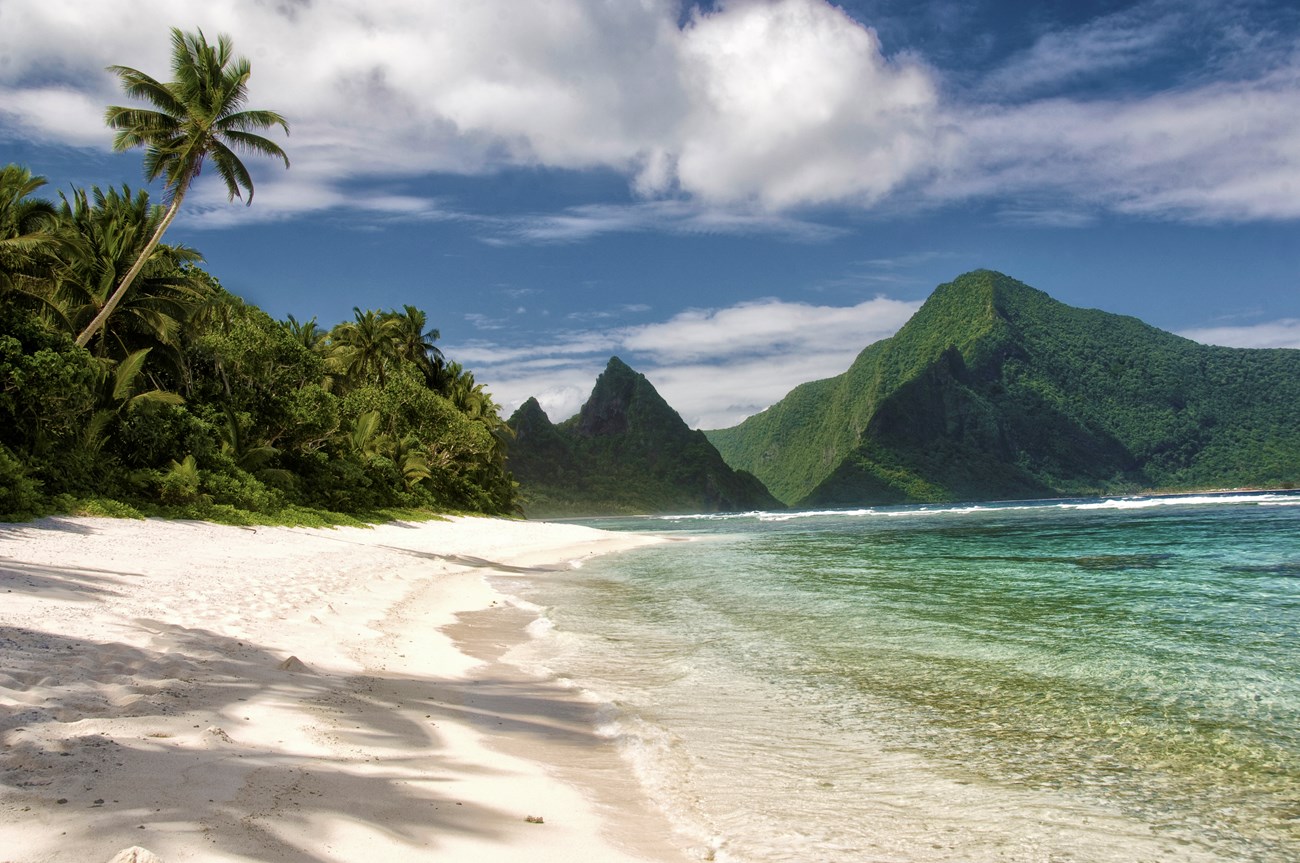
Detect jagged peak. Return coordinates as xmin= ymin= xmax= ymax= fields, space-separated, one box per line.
xmin=507 ymin=397 xmax=556 ymax=441
xmin=575 ymin=356 xmax=678 ymax=438
xmin=509 ymin=396 xmax=550 ymax=421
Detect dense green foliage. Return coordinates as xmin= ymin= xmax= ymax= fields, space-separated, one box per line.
xmin=507 ymin=357 xmax=781 ymax=516
xmin=79 ymin=27 xmax=289 ymax=348
xmin=708 ymin=270 xmax=1300 ymax=506
xmin=0 ymin=164 xmax=516 ymax=523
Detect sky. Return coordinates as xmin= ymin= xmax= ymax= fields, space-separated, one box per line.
xmin=2 ymin=0 xmax=1298 ymax=428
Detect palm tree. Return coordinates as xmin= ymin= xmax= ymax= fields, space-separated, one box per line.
xmin=329 ymin=307 xmax=399 ymax=388
xmin=82 ymin=347 xmax=186 ymax=458
xmin=77 ymin=27 xmax=289 ymax=348
xmin=54 ymin=185 xmax=210 ymax=371
xmin=385 ymin=305 xmax=445 ymax=386
xmin=284 ymin=314 xmax=325 ymax=351
xmin=0 ymin=164 xmax=60 ymax=301
xmin=441 ymin=362 xmax=500 ymax=421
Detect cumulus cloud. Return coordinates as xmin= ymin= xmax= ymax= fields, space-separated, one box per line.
xmin=2 ymin=0 xmax=1298 ymax=226
xmin=457 ymin=294 xmax=920 ymax=428
xmin=1181 ymin=319 xmax=1300 ymax=349
xmin=652 ymin=0 xmax=940 ymax=208
xmin=0 ymin=0 xmax=938 ymax=217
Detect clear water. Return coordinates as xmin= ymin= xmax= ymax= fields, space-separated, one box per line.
xmin=499 ymin=493 xmax=1300 ymax=862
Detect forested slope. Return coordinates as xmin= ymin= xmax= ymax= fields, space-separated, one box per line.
xmin=708 ymin=270 xmax=1300 ymax=506
xmin=1 ymin=165 xmax=516 ymax=523
xmin=507 ymin=357 xmax=780 ymax=516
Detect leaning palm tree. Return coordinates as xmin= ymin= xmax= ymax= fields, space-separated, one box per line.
xmin=53 ymin=185 xmax=211 ymax=376
xmin=76 ymin=27 xmax=289 ymax=348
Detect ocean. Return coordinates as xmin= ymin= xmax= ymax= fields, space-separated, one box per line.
xmin=498 ymin=492 xmax=1300 ymax=862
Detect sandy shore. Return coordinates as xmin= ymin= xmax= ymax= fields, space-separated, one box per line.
xmin=0 ymin=515 xmax=690 ymax=863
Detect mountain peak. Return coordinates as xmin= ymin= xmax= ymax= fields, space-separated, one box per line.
xmin=709 ymin=271 xmax=1300 ymax=505
xmin=508 ymin=357 xmax=782 ymax=516
xmin=573 ymin=355 xmax=673 ymax=438
xmin=508 ymin=397 xmax=554 ymax=440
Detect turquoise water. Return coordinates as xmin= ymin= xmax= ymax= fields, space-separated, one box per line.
xmin=501 ymin=493 xmax=1300 ymax=862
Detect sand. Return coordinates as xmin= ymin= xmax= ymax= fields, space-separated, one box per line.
xmin=0 ymin=515 xmax=691 ymax=863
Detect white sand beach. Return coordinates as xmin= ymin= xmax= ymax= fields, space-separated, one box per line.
xmin=0 ymin=515 xmax=689 ymax=863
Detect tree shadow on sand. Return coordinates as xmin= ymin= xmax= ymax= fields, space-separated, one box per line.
xmin=1 ymin=560 xmax=146 ymax=601
xmin=0 ymin=516 xmax=103 ymax=539
xmin=0 ymin=618 xmax=618 ymax=862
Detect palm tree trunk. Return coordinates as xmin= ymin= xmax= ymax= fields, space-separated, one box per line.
xmin=74 ymin=190 xmax=185 ymax=348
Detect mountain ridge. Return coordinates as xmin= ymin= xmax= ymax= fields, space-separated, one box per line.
xmin=707 ymin=270 xmax=1300 ymax=506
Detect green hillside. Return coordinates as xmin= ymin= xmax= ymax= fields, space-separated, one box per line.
xmin=507 ymin=357 xmax=781 ymax=516
xmin=707 ymin=270 xmax=1300 ymax=506
xmin=504 ymin=356 xmax=769 ymax=514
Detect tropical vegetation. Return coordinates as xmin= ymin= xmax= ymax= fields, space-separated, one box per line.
xmin=506 ymin=357 xmax=779 ymax=516
xmin=1 ymin=29 xmax=515 ymax=523
xmin=707 ymin=270 xmax=1300 ymax=506
xmin=79 ymin=27 xmax=289 ymax=349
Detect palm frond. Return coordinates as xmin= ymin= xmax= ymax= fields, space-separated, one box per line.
xmin=112 ymin=348 xmax=153 ymax=402
xmin=221 ymin=129 xmax=290 ymax=165
xmin=208 ymin=141 xmax=254 ymax=203
xmin=217 ymin=109 xmax=290 ymax=136
xmin=104 ymin=66 xmax=184 ymax=116
xmin=129 ymin=388 xmax=186 ymax=409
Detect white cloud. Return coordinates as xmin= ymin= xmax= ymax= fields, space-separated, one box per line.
xmin=0 ymin=0 xmax=938 ymax=217
xmin=653 ymin=0 xmax=941 ymax=208
xmin=3 ymin=0 xmax=1299 ymax=226
xmin=0 ymin=86 xmax=110 ymax=145
xmin=979 ymin=1 xmax=1185 ymax=98
xmin=494 ymin=199 xmax=848 ymax=243
xmin=1181 ymin=319 xmax=1300 ymax=349
xmin=622 ymin=295 xmax=916 ymax=362
xmin=936 ymin=69 xmax=1300 ymax=222
xmin=181 ymin=171 xmax=454 ymax=228
xmin=458 ymin=294 xmax=920 ymax=429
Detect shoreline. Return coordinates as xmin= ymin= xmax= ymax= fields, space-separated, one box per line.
xmin=0 ymin=515 xmax=689 ymax=863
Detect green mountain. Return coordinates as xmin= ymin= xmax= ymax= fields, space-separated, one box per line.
xmin=707 ymin=270 xmax=1300 ymax=507
xmin=507 ymin=357 xmax=782 ymax=516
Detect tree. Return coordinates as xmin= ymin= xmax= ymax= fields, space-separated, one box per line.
xmin=0 ymin=164 xmax=60 ymax=300
xmin=77 ymin=27 xmax=289 ymax=348
xmin=442 ymin=361 xmax=501 ymax=423
xmin=329 ymin=307 xmax=398 ymax=389
xmin=54 ymin=185 xmax=209 ymax=369
xmin=386 ymin=305 xmax=444 ymax=386
xmin=283 ymin=314 xmax=325 ymax=351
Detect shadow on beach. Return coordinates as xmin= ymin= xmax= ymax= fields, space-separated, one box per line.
xmin=0 ymin=615 xmax=616 ymax=861
xmin=1 ymin=560 xmax=146 ymax=601
xmin=0 ymin=516 xmax=103 ymax=539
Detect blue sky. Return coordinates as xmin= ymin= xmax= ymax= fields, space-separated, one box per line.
xmin=2 ymin=0 xmax=1298 ymax=428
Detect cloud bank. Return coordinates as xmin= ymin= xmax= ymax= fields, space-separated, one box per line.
xmin=1181 ymin=319 xmax=1300 ymax=350
xmin=455 ymin=295 xmax=921 ymax=429
xmin=3 ymin=0 xmax=1298 ymax=226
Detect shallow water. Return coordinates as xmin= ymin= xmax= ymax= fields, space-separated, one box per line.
xmin=500 ymin=493 xmax=1300 ymax=862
